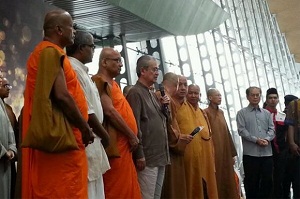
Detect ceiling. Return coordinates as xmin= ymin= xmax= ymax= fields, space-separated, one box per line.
xmin=266 ymin=0 xmax=300 ymax=63
xmin=44 ymin=0 xmax=229 ymax=46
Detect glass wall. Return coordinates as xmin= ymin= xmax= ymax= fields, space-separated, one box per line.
xmin=87 ymin=0 xmax=299 ymax=169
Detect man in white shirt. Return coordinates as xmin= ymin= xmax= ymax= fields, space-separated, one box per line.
xmin=66 ymin=30 xmax=110 ymax=199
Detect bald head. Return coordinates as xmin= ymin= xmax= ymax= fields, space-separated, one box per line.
xmin=207 ymin=88 xmax=218 ymax=98
xmin=98 ymin=47 xmax=122 ymax=78
xmin=44 ymin=10 xmax=70 ymax=34
xmin=43 ymin=10 xmax=75 ymax=48
xmin=99 ymin=48 xmax=119 ymax=63
xmin=163 ymin=72 xmax=179 ymax=97
xmin=163 ymin=72 xmax=178 ymax=86
xmin=207 ymin=88 xmax=222 ymax=105
xmin=188 ymin=84 xmax=200 ymax=91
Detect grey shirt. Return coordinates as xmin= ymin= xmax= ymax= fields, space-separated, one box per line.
xmin=126 ymin=81 xmax=170 ymax=167
xmin=236 ymin=105 xmax=275 ymax=157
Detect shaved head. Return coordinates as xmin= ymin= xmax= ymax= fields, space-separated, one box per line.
xmin=188 ymin=84 xmax=200 ymax=91
xmin=43 ymin=10 xmax=70 ymax=34
xmin=99 ymin=47 xmax=119 ymax=62
xmin=207 ymin=88 xmax=219 ymax=98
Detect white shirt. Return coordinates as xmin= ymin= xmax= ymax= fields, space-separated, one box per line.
xmin=69 ymin=57 xmax=110 ymax=181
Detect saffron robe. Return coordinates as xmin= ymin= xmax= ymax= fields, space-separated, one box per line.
xmin=92 ymin=78 xmax=141 ymax=199
xmin=22 ymin=41 xmax=88 ymax=198
xmin=204 ymin=106 xmax=239 ymax=199
xmin=161 ymin=98 xmax=188 ymax=199
xmin=176 ymin=102 xmax=218 ymax=199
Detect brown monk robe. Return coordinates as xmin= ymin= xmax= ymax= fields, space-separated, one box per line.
xmin=204 ymin=87 xmax=239 ymax=199
xmin=160 ymin=72 xmax=193 ymax=199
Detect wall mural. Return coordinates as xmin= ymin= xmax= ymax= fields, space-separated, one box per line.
xmin=0 ymin=0 xmax=47 ymax=116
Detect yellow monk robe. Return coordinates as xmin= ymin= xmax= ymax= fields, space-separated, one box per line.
xmin=97 ymin=80 xmax=141 ymax=199
xmin=176 ymin=101 xmax=218 ymax=199
xmin=162 ymin=98 xmax=188 ymax=199
xmin=22 ymin=41 xmax=88 ymax=198
xmin=204 ymin=107 xmax=239 ymax=199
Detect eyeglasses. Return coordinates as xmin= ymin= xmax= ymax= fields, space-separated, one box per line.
xmin=106 ymin=58 xmax=123 ymax=63
xmin=146 ymin=67 xmax=159 ymax=73
xmin=82 ymin=44 xmax=96 ymax=50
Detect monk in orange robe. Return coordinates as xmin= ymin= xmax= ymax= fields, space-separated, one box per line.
xmin=176 ymin=80 xmax=218 ymax=199
xmin=92 ymin=47 xmax=141 ymax=199
xmin=22 ymin=10 xmax=94 ymax=198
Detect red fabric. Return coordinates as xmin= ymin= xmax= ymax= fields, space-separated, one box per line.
xmin=265 ymin=107 xmax=279 ymax=153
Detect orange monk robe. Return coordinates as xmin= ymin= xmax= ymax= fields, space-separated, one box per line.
xmin=204 ymin=107 xmax=239 ymax=199
xmin=22 ymin=41 xmax=88 ymax=198
xmin=98 ymin=80 xmax=141 ymax=199
xmin=176 ymin=102 xmax=218 ymax=199
xmin=161 ymin=97 xmax=188 ymax=199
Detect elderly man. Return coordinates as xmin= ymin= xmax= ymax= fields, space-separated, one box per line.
xmin=92 ymin=47 xmax=141 ymax=199
xmin=22 ymin=10 xmax=94 ymax=198
xmin=237 ymin=86 xmax=275 ymax=199
xmin=0 ymin=75 xmax=17 ymax=199
xmin=66 ymin=31 xmax=110 ymax=199
xmin=0 ymin=77 xmax=18 ymax=198
xmin=204 ymin=88 xmax=239 ymax=199
xmin=126 ymin=55 xmax=170 ymax=199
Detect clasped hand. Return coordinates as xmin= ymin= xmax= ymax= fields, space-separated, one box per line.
xmin=256 ymin=138 xmax=269 ymax=147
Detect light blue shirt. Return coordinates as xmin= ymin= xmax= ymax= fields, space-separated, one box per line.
xmin=236 ymin=105 xmax=275 ymax=157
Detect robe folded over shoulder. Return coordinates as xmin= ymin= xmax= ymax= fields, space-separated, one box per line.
xmin=22 ymin=41 xmax=88 ymax=199
xmin=92 ymin=76 xmax=141 ymax=199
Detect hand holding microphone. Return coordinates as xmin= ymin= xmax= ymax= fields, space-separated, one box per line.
xmin=159 ymin=84 xmax=170 ymax=116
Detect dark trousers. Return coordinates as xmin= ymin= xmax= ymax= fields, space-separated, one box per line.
xmin=272 ymin=150 xmax=288 ymax=198
xmin=283 ymin=154 xmax=300 ymax=198
xmin=243 ymin=155 xmax=273 ymax=199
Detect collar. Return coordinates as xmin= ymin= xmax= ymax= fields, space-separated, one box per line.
xmin=265 ymin=107 xmax=277 ymax=114
xmin=68 ymin=56 xmax=89 ymax=73
xmin=136 ymin=80 xmax=152 ymax=91
xmin=247 ymin=104 xmax=262 ymax=112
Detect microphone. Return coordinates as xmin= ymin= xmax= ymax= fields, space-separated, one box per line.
xmin=159 ymin=84 xmax=170 ymax=117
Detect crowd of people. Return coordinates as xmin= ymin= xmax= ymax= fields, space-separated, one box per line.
xmin=0 ymin=9 xmax=300 ymax=199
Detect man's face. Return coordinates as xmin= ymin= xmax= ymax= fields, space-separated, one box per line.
xmin=81 ymin=35 xmax=95 ymax=64
xmin=247 ymin=88 xmax=261 ymax=106
xmin=175 ymin=76 xmax=188 ymax=100
xmin=187 ymin=85 xmax=200 ymax=106
xmin=104 ymin=51 xmax=123 ymax=78
xmin=209 ymin=90 xmax=222 ymax=105
xmin=142 ymin=60 xmax=159 ymax=85
xmin=0 ymin=78 xmax=11 ymax=99
xmin=266 ymin=94 xmax=279 ymax=108
xmin=61 ymin=13 xmax=76 ymax=46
